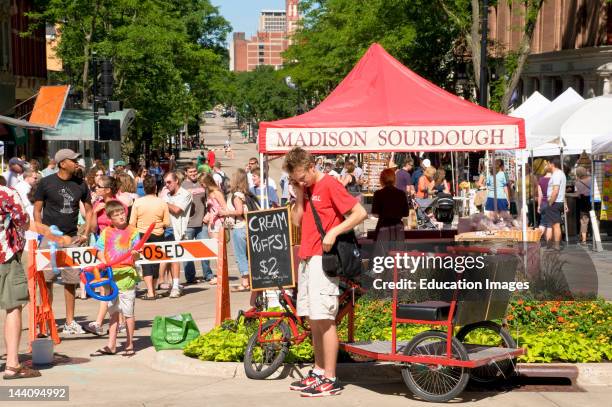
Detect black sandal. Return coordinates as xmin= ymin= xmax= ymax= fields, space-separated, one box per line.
xmin=3 ymin=365 xmax=41 ymax=380
xmin=139 ymin=293 xmax=161 ymax=300
xmin=89 ymin=346 xmax=117 ymax=357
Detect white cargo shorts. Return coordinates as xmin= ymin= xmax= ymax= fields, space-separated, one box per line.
xmin=107 ymin=289 xmax=136 ymax=318
xmin=296 ymin=256 xmax=339 ymax=320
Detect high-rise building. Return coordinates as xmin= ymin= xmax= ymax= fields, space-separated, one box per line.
xmin=231 ymin=0 xmax=300 ymax=72
xmin=259 ymin=10 xmax=286 ymax=33
xmin=286 ymin=0 xmax=299 ymax=41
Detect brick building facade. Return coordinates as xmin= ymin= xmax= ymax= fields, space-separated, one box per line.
xmin=489 ymin=0 xmax=612 ymax=101
xmin=230 ymin=0 xmax=300 ymax=72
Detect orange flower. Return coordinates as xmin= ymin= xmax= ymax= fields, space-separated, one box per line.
xmin=517 ymin=299 xmax=524 ymax=305
xmin=525 ymin=306 xmax=532 ymax=312
xmin=557 ymin=316 xmax=565 ymax=323
xmin=507 ymin=315 xmax=514 ymax=321
xmin=550 ymin=307 xmax=558 ymax=313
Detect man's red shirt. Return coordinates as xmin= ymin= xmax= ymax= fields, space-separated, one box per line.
xmin=298 ymin=175 xmax=357 ymax=259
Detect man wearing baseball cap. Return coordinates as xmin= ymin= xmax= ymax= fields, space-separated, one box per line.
xmin=34 ymin=149 xmax=93 ymax=335
xmin=2 ymin=157 xmax=25 ymax=188
xmin=411 ymin=158 xmax=431 ymax=189
xmin=113 ymin=159 xmax=134 ymax=178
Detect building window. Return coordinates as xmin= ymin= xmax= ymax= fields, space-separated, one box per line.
xmin=259 ymin=58 xmax=264 ymax=64
xmin=553 ymin=77 xmax=564 ymax=98
xmin=532 ymin=77 xmax=540 ymax=93
xmin=573 ymin=75 xmax=585 ymax=96
xmin=258 ymin=44 xmax=264 ymax=49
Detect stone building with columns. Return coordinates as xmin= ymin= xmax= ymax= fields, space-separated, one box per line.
xmin=489 ymin=0 xmax=612 ymax=101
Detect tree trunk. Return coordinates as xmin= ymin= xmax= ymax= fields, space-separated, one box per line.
xmin=80 ymin=1 xmax=100 ymax=110
xmin=500 ymin=2 xmax=543 ymax=113
xmin=81 ymin=41 xmax=90 ymax=109
xmin=500 ymin=39 xmax=530 ymax=113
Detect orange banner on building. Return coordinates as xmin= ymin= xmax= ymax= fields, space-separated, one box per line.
xmin=29 ymin=85 xmax=70 ymax=128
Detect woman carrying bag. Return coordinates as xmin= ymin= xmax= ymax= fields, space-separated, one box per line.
xmin=219 ymin=169 xmax=251 ymax=291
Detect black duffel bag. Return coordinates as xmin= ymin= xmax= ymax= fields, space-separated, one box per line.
xmin=309 ymin=198 xmax=362 ymax=279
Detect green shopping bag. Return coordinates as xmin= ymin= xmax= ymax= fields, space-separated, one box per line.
xmin=151 ymin=313 xmax=200 ymax=351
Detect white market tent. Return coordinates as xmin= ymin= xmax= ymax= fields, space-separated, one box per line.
xmin=528 ymin=87 xmax=584 ymax=149
xmin=593 ymin=134 xmax=612 ymax=155
xmin=560 ymin=94 xmax=612 ymax=153
xmin=509 ymin=91 xmax=551 ymax=137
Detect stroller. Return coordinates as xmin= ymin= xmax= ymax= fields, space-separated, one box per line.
xmin=431 ymin=193 xmax=455 ymax=224
xmin=409 ymin=193 xmax=456 ymax=230
xmin=409 ymin=196 xmax=438 ymax=230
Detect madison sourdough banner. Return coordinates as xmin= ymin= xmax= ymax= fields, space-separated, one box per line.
xmin=259 ymin=124 xmax=523 ymax=154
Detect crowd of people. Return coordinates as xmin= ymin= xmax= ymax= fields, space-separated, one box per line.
xmin=0 ymin=145 xmax=273 ymax=374
xmin=0 ymin=141 xmax=594 ymax=385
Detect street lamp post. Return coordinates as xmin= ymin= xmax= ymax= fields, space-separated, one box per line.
xmin=285 ymin=76 xmax=299 ymax=114
xmin=92 ymin=52 xmax=99 ymax=160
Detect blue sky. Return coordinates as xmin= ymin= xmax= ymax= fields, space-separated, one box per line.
xmin=214 ymin=0 xmax=287 ymax=38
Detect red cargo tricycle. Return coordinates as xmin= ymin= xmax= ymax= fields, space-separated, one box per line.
xmin=240 ymin=247 xmax=525 ymax=403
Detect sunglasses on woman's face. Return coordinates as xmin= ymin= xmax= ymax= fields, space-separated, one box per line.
xmin=96 ymin=184 xmax=109 ymax=189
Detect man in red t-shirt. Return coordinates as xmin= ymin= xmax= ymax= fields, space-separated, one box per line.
xmin=284 ymin=147 xmax=367 ymax=397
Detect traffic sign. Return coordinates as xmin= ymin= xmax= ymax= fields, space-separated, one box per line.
xmin=35 ymin=239 xmax=219 ymax=271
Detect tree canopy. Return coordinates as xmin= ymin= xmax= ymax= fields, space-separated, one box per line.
xmin=282 ymin=0 xmax=459 ymax=105
xmin=232 ymin=67 xmax=298 ymax=125
xmin=30 ymin=0 xmax=231 ymax=148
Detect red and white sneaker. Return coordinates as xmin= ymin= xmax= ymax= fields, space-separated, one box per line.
xmin=289 ymin=370 xmax=321 ymax=391
xmin=300 ymin=377 xmax=342 ymax=397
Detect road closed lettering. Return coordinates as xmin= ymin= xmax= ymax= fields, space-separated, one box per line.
xmin=141 ymin=243 xmax=185 ymax=261
xmin=35 ymin=239 xmax=218 ymax=270
xmin=246 ymin=207 xmax=295 ymax=291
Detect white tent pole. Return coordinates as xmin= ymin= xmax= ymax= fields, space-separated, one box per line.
xmin=259 ymin=152 xmax=265 ymax=208
xmin=530 ymin=150 xmax=536 ymax=226
xmin=590 ymin=158 xmax=603 ymax=252
xmin=560 ymin=148 xmax=569 ymax=243
xmin=492 ymin=151 xmax=498 ymax=213
xmin=450 ymin=152 xmax=455 ymax=194
xmin=521 ymin=159 xmax=528 ymax=274
xmin=521 ymin=160 xmax=528 ymax=239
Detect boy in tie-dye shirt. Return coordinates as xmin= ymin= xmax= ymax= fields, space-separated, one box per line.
xmin=92 ymin=200 xmax=140 ymax=357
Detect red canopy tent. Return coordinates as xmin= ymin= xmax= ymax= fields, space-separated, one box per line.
xmin=259 ymin=43 xmax=525 ymax=154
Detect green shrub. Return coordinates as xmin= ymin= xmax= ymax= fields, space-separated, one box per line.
xmin=184 ymin=298 xmax=612 ymax=364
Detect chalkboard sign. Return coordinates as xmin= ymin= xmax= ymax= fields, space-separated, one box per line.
xmin=246 ymin=206 xmax=295 ymax=291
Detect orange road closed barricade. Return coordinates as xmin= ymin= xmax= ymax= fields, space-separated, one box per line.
xmin=30 ymin=236 xmax=232 ymax=348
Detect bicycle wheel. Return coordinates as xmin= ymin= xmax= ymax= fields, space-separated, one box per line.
xmin=244 ymin=319 xmax=291 ymax=379
xmin=455 ymin=321 xmax=517 ymax=383
xmin=401 ymin=330 xmax=470 ymax=403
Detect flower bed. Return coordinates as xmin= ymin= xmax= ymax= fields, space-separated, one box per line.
xmin=184 ymin=298 xmax=612 ymax=364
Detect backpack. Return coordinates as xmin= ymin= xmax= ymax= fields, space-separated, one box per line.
xmin=346 ymin=175 xmax=361 ymax=195
xmin=244 ymin=191 xmax=261 ymax=212
xmin=219 ymin=172 xmax=231 ymax=196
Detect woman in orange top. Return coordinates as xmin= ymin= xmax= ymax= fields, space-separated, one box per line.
xmin=416 ymin=166 xmax=436 ymax=199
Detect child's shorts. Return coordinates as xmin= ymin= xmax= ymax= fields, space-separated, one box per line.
xmin=108 ymin=289 xmax=136 ymax=317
